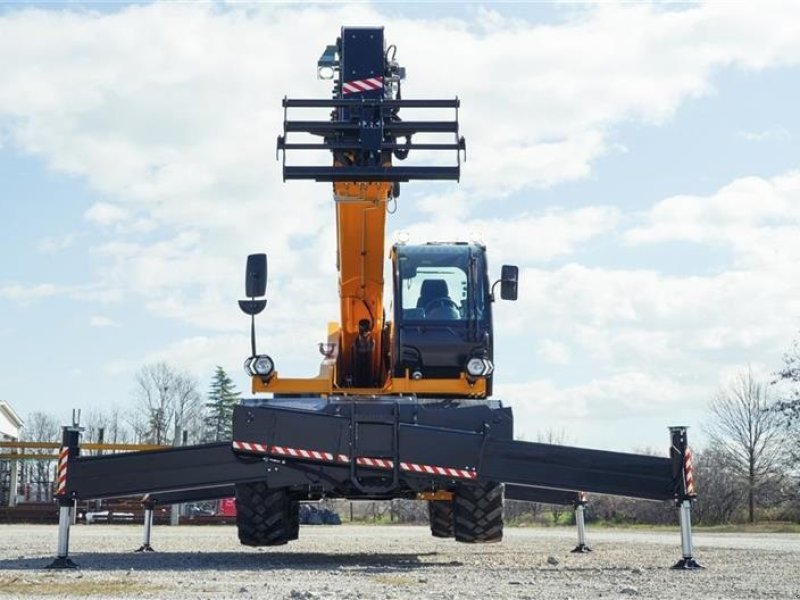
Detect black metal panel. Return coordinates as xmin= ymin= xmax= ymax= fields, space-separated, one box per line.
xmin=504 ymin=484 xmax=580 ymax=506
xmin=234 ymin=405 xmax=351 ymax=456
xmin=283 ymin=121 xmax=458 ymax=135
xmin=283 ymin=98 xmax=460 ymax=108
xmin=281 ymin=142 xmax=463 ymax=152
xmin=397 ymin=425 xmax=483 ymax=470
xmin=145 ymin=485 xmax=235 ymax=506
xmin=340 ymin=26 xmax=384 ymax=97
xmin=67 ymin=444 xmax=272 ymax=500
xmin=283 ymin=166 xmax=460 ymax=182
xmin=482 ymin=439 xmax=675 ymax=501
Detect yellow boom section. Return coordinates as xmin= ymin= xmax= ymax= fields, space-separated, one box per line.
xmin=333 ymin=180 xmax=392 ymax=388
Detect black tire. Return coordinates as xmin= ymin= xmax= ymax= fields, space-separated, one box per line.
xmin=453 ymin=481 xmax=504 ymax=543
xmin=428 ymin=500 xmax=454 ymax=538
xmin=288 ymin=499 xmax=300 ymax=541
xmin=235 ymin=482 xmax=295 ymax=546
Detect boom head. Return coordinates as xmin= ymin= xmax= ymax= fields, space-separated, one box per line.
xmin=277 ymin=26 xmax=466 ymax=184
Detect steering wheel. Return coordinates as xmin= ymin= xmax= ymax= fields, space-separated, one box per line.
xmin=424 ymin=297 xmax=460 ymax=315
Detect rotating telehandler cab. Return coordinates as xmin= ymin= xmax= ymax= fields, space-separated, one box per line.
xmin=45 ymin=26 xmax=702 ymax=571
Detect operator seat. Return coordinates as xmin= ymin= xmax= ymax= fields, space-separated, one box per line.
xmin=417 ymin=279 xmax=459 ymax=320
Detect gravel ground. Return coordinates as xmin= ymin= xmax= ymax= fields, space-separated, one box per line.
xmin=1 ymin=524 xmax=799 ymax=599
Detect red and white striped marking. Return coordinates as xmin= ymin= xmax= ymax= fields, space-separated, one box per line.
xmin=399 ymin=461 xmax=477 ymax=480
xmin=232 ymin=440 xmax=477 ymax=480
xmin=684 ymin=447 xmax=696 ymax=496
xmin=342 ymin=76 xmax=384 ymax=95
xmin=56 ymin=446 xmax=68 ymax=496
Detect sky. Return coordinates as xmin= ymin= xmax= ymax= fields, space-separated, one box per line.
xmin=1 ymin=1 xmax=800 ymax=452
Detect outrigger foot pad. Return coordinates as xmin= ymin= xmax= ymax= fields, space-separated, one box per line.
xmin=571 ymin=544 xmax=592 ymax=553
xmin=134 ymin=544 xmax=156 ymax=553
xmin=671 ymin=557 xmax=704 ymax=570
xmin=46 ymin=557 xmax=79 ymax=569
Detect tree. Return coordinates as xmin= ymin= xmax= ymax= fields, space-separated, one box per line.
xmin=774 ymin=336 xmax=800 ymax=463
xmin=130 ymin=362 xmax=202 ymax=446
xmin=204 ymin=366 xmax=240 ymax=442
xmin=692 ymin=446 xmax=745 ymax=525
xmin=22 ymin=411 xmax=61 ymax=502
xmin=705 ymin=368 xmax=786 ymax=523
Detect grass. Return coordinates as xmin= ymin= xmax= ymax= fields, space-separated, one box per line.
xmin=0 ymin=575 xmax=160 ymax=597
xmin=372 ymin=574 xmax=419 ymax=586
xmin=341 ymin=519 xmax=800 ymax=533
xmin=511 ymin=520 xmax=800 ymax=534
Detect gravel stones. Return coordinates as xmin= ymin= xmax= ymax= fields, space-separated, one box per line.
xmin=1 ymin=524 xmax=799 ymax=599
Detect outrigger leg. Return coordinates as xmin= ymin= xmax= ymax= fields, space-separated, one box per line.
xmin=571 ymin=492 xmax=592 ymax=553
xmin=672 ymin=499 xmax=702 ymax=569
xmin=669 ymin=426 xmax=703 ymax=570
xmin=134 ymin=500 xmax=156 ymax=552
xmin=47 ymin=425 xmax=81 ymax=569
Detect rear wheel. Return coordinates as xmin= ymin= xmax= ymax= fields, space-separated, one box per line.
xmin=235 ymin=482 xmax=295 ymax=546
xmin=453 ymin=481 xmax=504 ymax=543
xmin=288 ymin=498 xmax=300 ymax=540
xmin=428 ymin=500 xmax=454 ymax=538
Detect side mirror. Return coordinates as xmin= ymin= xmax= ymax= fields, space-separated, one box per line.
xmin=500 ymin=265 xmax=518 ymax=301
xmin=239 ymin=253 xmax=268 ymax=316
xmin=245 ymin=253 xmax=267 ymax=298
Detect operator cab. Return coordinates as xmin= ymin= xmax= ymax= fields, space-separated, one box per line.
xmin=392 ymin=242 xmax=496 ymax=393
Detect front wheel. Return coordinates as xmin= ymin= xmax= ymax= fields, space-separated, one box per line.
xmin=453 ymin=481 xmax=504 ymax=543
xmin=235 ymin=482 xmax=297 ymax=546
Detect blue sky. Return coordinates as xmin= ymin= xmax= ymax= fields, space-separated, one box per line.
xmin=1 ymin=2 xmax=799 ymax=451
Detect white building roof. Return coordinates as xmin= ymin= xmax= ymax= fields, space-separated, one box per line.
xmin=0 ymin=401 xmax=24 ymax=440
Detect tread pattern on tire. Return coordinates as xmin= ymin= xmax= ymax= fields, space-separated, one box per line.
xmin=428 ymin=500 xmax=454 ymax=538
xmin=453 ymin=481 xmax=504 ymax=543
xmin=235 ymin=482 xmax=294 ymax=546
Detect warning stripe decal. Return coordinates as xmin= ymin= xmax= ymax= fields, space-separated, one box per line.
xmin=684 ymin=447 xmax=696 ymax=496
xmin=342 ymin=76 xmax=384 ymax=95
xmin=232 ymin=440 xmax=477 ymax=480
xmin=56 ymin=446 xmax=68 ymax=495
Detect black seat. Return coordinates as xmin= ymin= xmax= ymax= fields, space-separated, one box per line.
xmin=417 ymin=279 xmax=449 ymax=309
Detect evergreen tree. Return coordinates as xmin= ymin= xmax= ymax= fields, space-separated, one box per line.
xmin=204 ymin=366 xmax=240 ymax=441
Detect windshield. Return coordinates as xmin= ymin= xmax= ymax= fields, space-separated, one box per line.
xmin=397 ymin=245 xmax=484 ymax=322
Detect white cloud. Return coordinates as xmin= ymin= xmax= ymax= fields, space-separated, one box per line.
xmin=89 ymin=315 xmax=118 ymax=328
xmin=405 ymin=204 xmax=620 ymax=264
xmin=84 ymin=202 xmax=131 ymax=225
xmin=626 ymin=171 xmax=800 ymax=268
xmin=497 ymin=372 xmax=707 ymax=448
xmin=37 ymin=234 xmax=75 ymax=254
xmin=0 ymin=282 xmax=62 ymax=301
xmin=536 ymin=339 xmax=571 ymax=365
xmin=736 ymin=127 xmax=790 ymax=142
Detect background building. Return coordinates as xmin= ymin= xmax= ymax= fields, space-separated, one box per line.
xmin=0 ymin=401 xmax=23 ymax=506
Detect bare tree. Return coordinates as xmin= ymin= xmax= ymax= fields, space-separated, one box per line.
xmin=706 ymin=368 xmax=786 ymax=523
xmin=773 ymin=335 xmax=800 ymax=464
xmin=130 ymin=362 xmax=202 ymax=446
xmin=692 ymin=446 xmax=745 ymax=524
xmin=21 ymin=411 xmax=61 ymax=502
xmin=83 ymin=406 xmax=132 ymax=454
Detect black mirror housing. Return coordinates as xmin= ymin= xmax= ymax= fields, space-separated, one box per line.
xmin=500 ymin=264 xmax=518 ymax=301
xmin=245 ymin=254 xmax=268 ymax=298
xmin=238 ymin=299 xmax=267 ymax=316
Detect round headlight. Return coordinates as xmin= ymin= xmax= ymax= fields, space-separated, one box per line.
xmin=252 ymin=355 xmax=274 ymax=376
xmin=466 ymin=357 xmax=486 ymax=377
